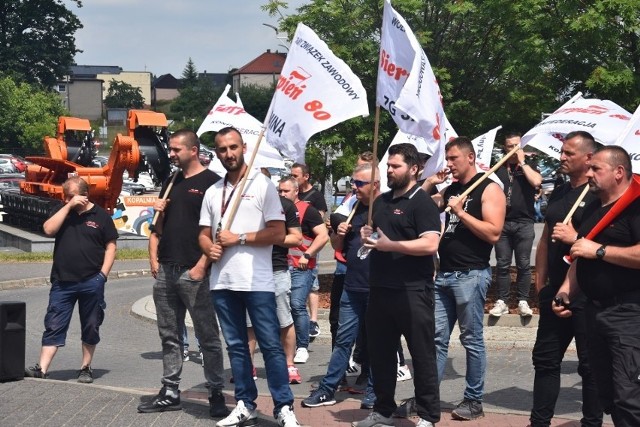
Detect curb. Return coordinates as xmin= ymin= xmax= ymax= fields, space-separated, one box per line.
xmin=0 ymin=269 xmax=151 ymax=291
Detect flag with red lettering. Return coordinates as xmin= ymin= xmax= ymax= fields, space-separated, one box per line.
xmin=196 ymin=85 xmax=285 ymax=174
xmin=376 ymin=0 xmax=446 ymax=152
xmin=614 ymin=104 xmax=640 ymax=173
xmin=523 ymin=97 xmax=631 ymax=159
xmin=266 ymin=23 xmax=369 ymax=163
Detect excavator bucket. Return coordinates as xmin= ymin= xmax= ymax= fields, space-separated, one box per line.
xmin=127 ymin=110 xmax=171 ymax=186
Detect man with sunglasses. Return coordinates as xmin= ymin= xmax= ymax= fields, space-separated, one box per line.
xmin=302 ymin=163 xmax=380 ymax=409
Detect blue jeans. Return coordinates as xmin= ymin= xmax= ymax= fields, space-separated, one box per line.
xmin=289 ymin=268 xmax=314 ymax=349
xmin=42 ymin=272 xmax=106 ymax=346
xmin=434 ymin=268 xmax=490 ymax=401
xmin=211 ymin=290 xmax=293 ymax=417
xmin=319 ymin=290 xmax=369 ymax=394
xmin=495 ymin=220 xmax=535 ymax=301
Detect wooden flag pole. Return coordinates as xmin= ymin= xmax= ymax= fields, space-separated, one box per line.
xmin=345 ymin=201 xmax=360 ymax=225
xmin=151 ymin=171 xmax=179 ymax=227
xmin=444 ymin=144 xmax=520 ymax=213
xmin=550 ymin=184 xmax=590 ymax=243
xmin=367 ymin=105 xmax=381 ymax=225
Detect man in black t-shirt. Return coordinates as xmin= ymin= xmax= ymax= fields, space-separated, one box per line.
xmin=290 ymin=162 xmax=327 ymax=339
xmin=491 ymin=132 xmax=542 ymax=317
xmin=26 ymin=177 xmax=117 ymax=383
xmin=278 ymin=176 xmax=328 ymax=365
xmin=353 ymin=144 xmax=442 ymax=427
xmin=302 ymin=162 xmax=380 ymax=409
xmin=138 ymin=130 xmax=228 ymax=418
xmin=424 ymin=137 xmax=506 ymax=421
xmin=553 ymin=146 xmax=640 ymax=426
xmin=529 ymin=131 xmax=602 ymax=427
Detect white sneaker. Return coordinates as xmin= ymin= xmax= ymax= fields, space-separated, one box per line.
xmin=293 ymin=348 xmax=309 ymax=364
xmin=417 ymin=419 xmax=435 ymax=427
xmin=397 ymin=364 xmax=412 ymax=382
xmin=518 ymin=300 xmax=533 ymax=317
xmin=276 ymin=405 xmax=300 ymax=427
xmin=489 ymin=299 xmax=509 ymax=317
xmin=216 ymin=400 xmax=257 ymax=427
xmin=345 ymin=357 xmax=361 ymax=377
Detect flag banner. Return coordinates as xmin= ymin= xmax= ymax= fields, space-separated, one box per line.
xmin=473 ymin=125 xmax=501 ymax=171
xmin=615 ymin=104 xmax=640 ymax=173
xmin=196 ymin=85 xmax=285 ymax=175
xmin=265 ymin=23 xmax=369 ymax=163
xmin=377 ymin=0 xmax=446 ymax=149
xmin=523 ymin=98 xmax=631 ymax=159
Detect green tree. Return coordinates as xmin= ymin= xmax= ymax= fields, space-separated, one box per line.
xmin=0 ymin=75 xmax=66 ymax=154
xmin=0 ymin=0 xmax=83 ymax=88
xmin=181 ymin=57 xmax=198 ymax=89
xmin=235 ymin=83 xmax=275 ymax=122
xmin=104 ymin=80 xmax=145 ymax=109
xmin=264 ymin=0 xmax=640 ymax=146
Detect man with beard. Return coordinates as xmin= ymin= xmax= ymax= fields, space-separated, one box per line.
xmin=353 ymin=143 xmax=441 ymax=427
xmin=138 ymin=130 xmax=227 ymax=417
xmin=530 ymin=131 xmax=602 ymax=427
xmin=426 ymin=136 xmax=506 ymax=421
xmin=198 ymin=127 xmax=300 ymax=427
xmin=554 ymin=146 xmax=640 ymax=426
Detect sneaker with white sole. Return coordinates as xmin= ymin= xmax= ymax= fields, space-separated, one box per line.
xmin=216 ymin=400 xmax=257 ymax=427
xmin=397 ymin=364 xmax=412 ymax=382
xmin=277 ymin=405 xmax=300 ymax=427
xmin=183 ymin=350 xmax=190 ymax=362
xmin=301 ymin=388 xmax=336 ymax=408
xmin=351 ymin=411 xmax=394 ymax=427
xmin=489 ymin=299 xmax=509 ymax=317
xmin=293 ymin=347 xmax=309 ymax=364
xmin=137 ymin=386 xmax=182 ymax=413
xmin=416 ymin=418 xmax=435 ymax=427
xmin=345 ymin=357 xmax=361 ymax=377
xmin=518 ymin=300 xmax=533 ymax=317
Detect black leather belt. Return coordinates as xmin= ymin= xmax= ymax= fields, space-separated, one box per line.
xmin=591 ymin=290 xmax=640 ymax=309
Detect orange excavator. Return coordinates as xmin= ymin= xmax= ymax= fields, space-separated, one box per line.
xmin=0 ymin=110 xmax=172 ymax=230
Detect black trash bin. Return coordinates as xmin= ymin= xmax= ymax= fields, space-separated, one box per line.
xmin=0 ymin=301 xmax=26 ymax=381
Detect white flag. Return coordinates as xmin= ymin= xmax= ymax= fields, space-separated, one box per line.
xmin=473 ymin=125 xmax=501 ymax=171
xmin=614 ymin=104 xmax=640 ymax=173
xmin=377 ymin=0 xmax=446 ymax=148
xmin=196 ymin=85 xmax=285 ymax=175
xmin=266 ymin=23 xmax=369 ymax=163
xmin=523 ymin=97 xmax=631 ymax=159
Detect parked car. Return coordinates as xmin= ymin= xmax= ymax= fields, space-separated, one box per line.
xmin=199 ymin=145 xmax=215 ymax=166
xmin=0 ymin=154 xmax=27 ymax=172
xmin=0 ymin=159 xmax=18 ymax=173
xmin=0 ymin=173 xmax=24 ymax=189
xmin=122 ymin=181 xmax=146 ymax=195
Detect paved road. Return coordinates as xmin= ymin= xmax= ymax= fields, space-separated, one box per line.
xmin=0 ymin=275 xmax=612 ymax=426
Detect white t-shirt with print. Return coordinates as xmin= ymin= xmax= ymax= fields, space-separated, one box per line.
xmin=200 ymin=169 xmax=285 ymax=292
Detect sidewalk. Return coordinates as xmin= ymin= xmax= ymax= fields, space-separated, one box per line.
xmin=0 ymin=263 xmax=601 ymax=426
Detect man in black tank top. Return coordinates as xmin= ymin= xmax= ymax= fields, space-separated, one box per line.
xmin=424 ymin=137 xmax=506 ymax=421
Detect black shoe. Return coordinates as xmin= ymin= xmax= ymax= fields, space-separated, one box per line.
xmin=209 ymin=390 xmax=230 ymax=418
xmin=137 ymin=386 xmax=183 ymax=413
xmin=451 ymin=399 xmax=484 ymax=420
xmin=77 ymin=365 xmax=93 ymax=383
xmin=393 ymin=397 xmax=417 ymax=418
xmin=309 ymin=321 xmax=320 ymax=338
xmin=25 ymin=363 xmax=49 ymax=379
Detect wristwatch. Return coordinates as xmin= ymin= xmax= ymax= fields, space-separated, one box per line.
xmin=239 ymin=233 xmax=247 ymax=246
xmin=303 ymin=253 xmax=312 ymax=260
xmin=596 ymin=245 xmax=607 ymax=259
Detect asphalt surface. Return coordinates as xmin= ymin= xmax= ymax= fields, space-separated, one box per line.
xmin=0 ymin=258 xmax=613 ymax=426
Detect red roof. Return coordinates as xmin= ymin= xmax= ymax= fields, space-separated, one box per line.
xmin=233 ymin=50 xmax=287 ymax=75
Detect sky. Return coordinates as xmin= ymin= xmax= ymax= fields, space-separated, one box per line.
xmin=63 ymin=0 xmax=306 ymax=77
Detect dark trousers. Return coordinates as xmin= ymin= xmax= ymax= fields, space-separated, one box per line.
xmin=367 ymin=286 xmax=440 ymax=423
xmin=495 ymin=220 xmax=535 ymax=301
xmin=530 ymin=286 xmax=602 ymax=426
xmin=586 ymin=301 xmax=640 ymax=427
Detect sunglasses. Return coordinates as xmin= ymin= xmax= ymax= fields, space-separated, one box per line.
xmin=350 ymin=179 xmax=373 ymax=188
